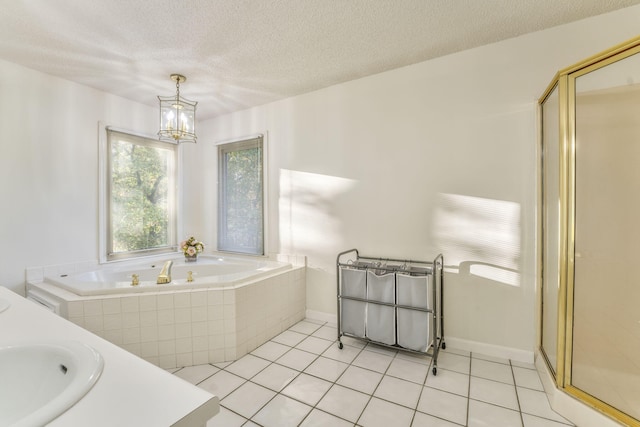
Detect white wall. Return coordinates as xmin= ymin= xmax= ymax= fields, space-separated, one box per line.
xmin=189 ymin=6 xmax=640 ymax=353
xmin=0 ymin=59 xmax=157 ymax=295
xmin=1 ymin=5 xmax=640 ymax=354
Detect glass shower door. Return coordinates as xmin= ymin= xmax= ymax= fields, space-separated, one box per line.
xmin=571 ymin=52 xmax=640 ymax=423
xmin=540 ymin=83 xmax=561 ymax=376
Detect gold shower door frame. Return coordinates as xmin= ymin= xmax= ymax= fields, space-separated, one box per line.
xmin=538 ymin=36 xmax=640 ymax=427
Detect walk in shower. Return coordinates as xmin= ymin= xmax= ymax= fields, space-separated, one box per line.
xmin=539 ymin=36 xmax=640 ymax=426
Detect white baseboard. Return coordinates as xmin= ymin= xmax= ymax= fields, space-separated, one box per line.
xmin=305 ymin=310 xmax=337 ymax=327
xmin=443 ymin=337 xmax=534 ymax=364
xmin=303 ymin=310 xmax=534 ymax=363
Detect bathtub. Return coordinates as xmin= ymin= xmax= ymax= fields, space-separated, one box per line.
xmin=46 ymin=255 xmax=292 ymax=296
xmin=27 ymin=253 xmax=306 ymax=368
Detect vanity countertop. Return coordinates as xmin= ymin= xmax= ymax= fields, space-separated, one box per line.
xmin=0 ymin=286 xmax=219 ymax=426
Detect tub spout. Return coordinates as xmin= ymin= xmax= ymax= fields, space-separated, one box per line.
xmin=157 ymin=260 xmax=173 ymax=284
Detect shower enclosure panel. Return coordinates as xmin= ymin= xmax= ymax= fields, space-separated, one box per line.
xmin=538 ymin=35 xmax=640 ymax=426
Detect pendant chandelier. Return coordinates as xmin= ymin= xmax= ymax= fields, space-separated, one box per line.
xmin=158 ymin=74 xmax=197 ymax=143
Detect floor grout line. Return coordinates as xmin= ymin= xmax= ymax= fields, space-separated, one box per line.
xmin=510 ymin=359 xmax=525 ymax=427
xmin=465 ymin=352 xmax=473 ymax=426
xmin=353 ymin=344 xmax=394 ymax=426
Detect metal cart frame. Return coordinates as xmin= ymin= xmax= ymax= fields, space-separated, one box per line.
xmin=336 ymin=249 xmax=445 ymax=375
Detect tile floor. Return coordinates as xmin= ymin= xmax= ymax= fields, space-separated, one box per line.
xmin=170 ymin=319 xmax=574 ymax=427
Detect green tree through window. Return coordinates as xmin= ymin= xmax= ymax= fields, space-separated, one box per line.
xmin=107 ymin=129 xmax=177 ymax=259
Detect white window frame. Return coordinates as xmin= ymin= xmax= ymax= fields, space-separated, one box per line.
xmin=99 ymin=123 xmax=180 ymax=262
xmin=217 ymin=134 xmax=266 ymax=256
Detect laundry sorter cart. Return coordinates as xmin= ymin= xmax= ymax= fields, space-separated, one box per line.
xmin=336 ymin=248 xmax=445 ymax=375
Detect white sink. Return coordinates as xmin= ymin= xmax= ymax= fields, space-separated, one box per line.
xmin=0 ymin=341 xmax=104 ymax=427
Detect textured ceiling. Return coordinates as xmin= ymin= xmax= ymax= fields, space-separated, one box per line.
xmin=1 ymin=0 xmax=639 ymax=119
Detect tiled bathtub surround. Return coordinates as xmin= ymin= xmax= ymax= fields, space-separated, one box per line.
xmin=28 ymin=263 xmax=306 ymax=369
xmin=174 ymin=319 xmax=574 ymax=427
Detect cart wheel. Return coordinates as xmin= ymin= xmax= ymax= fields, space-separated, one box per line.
xmin=441 ymin=342 xmax=446 ymax=350
xmin=338 ymin=342 xmax=344 ymax=350
xmin=432 ymin=366 xmax=437 ymax=376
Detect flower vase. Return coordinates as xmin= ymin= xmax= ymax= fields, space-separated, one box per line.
xmin=185 ymin=254 xmax=198 ymax=262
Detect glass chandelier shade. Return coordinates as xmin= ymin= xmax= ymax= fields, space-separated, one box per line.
xmin=158 ymin=74 xmax=197 ymax=143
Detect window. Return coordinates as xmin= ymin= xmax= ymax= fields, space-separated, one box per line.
xmin=105 ymin=128 xmax=177 ymax=260
xmin=218 ymin=136 xmax=264 ymax=255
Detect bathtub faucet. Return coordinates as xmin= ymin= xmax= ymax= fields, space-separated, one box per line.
xmin=157 ymin=260 xmax=173 ymax=284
